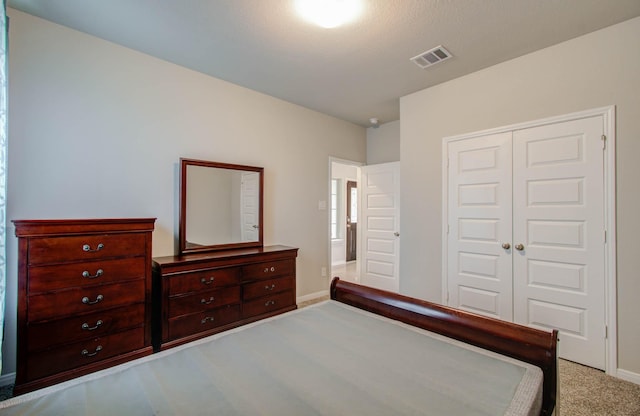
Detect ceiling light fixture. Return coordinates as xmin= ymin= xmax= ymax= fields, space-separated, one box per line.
xmin=295 ymin=0 xmax=363 ymax=29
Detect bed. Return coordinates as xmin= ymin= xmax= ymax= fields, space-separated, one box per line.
xmin=0 ymin=278 xmax=557 ymax=415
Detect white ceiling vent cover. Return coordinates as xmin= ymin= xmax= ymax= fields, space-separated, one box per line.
xmin=410 ymin=45 xmax=452 ymax=69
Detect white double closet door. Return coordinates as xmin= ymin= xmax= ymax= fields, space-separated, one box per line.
xmin=446 ymin=115 xmax=606 ymax=369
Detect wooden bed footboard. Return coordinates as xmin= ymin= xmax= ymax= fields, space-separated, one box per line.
xmin=330 ymin=278 xmax=558 ymax=416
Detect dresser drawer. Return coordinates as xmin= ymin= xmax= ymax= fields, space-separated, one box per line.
xmin=243 ymin=276 xmax=294 ymax=301
xmin=28 ymin=233 xmax=147 ymax=265
xmin=167 ymin=305 xmax=241 ymax=341
xmin=168 ymin=267 xmax=240 ymax=295
xmin=27 ymin=304 xmax=145 ymax=352
xmin=242 ymin=291 xmax=295 ymax=318
xmin=241 ymin=259 xmax=294 ymax=281
xmin=28 ymin=257 xmax=145 ymax=293
xmin=169 ymin=286 xmax=240 ymax=318
xmin=26 ymin=327 xmax=145 ymax=381
xmin=28 ymin=279 xmax=145 ymax=322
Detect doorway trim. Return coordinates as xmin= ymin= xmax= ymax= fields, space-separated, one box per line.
xmin=441 ymin=105 xmax=617 ymax=375
xmin=328 ymin=157 xmax=363 ymax=285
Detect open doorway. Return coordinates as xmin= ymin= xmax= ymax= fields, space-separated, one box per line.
xmin=346 ymin=180 xmax=357 ymax=262
xmin=329 ymin=159 xmax=361 ymax=283
xmin=329 ymin=158 xmax=401 ymax=291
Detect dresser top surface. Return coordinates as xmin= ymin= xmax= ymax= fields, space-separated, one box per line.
xmin=13 ymin=218 xmax=156 ymax=237
xmin=153 ymin=245 xmax=298 ymax=267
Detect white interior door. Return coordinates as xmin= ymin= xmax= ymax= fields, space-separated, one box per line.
xmin=512 ymin=116 xmax=606 ymax=370
xmin=447 ymin=133 xmax=514 ymax=320
xmin=240 ymin=172 xmax=259 ymax=241
xmin=360 ymin=162 xmax=400 ymax=292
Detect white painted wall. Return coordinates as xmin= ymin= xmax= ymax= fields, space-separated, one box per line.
xmin=366 ymin=120 xmax=400 ymax=164
xmin=186 ymin=166 xmax=234 ymax=245
xmin=331 ymin=239 xmax=346 ymax=266
xmin=4 ymin=9 xmax=366 ymax=375
xmin=400 ymin=17 xmax=640 ymax=376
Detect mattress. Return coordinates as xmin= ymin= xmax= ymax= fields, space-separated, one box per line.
xmin=0 ymin=301 xmax=543 ymax=415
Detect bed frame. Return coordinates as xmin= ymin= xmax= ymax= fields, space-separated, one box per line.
xmin=330 ymin=278 xmax=558 ymax=416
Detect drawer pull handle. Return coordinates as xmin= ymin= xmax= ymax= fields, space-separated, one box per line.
xmin=201 ymin=296 xmax=215 ymax=305
xmin=82 ymin=269 xmax=104 ymax=279
xmin=82 ymin=294 xmax=104 ymax=305
xmin=265 ymin=284 xmax=276 ymax=291
xmin=82 ymin=243 xmax=104 ymax=252
xmin=201 ymin=316 xmax=215 ymax=324
xmin=81 ymin=345 xmax=103 ymax=357
xmin=265 ymin=300 xmax=276 ymax=307
xmin=81 ymin=320 xmax=103 ymax=331
xmin=263 ymin=266 xmax=276 ymax=273
xmin=201 ymin=277 xmax=215 ymax=285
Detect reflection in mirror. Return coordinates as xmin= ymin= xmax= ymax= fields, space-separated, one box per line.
xmin=179 ymin=159 xmax=263 ymax=254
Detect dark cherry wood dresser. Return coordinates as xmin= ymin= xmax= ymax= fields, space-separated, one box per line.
xmin=152 ymin=245 xmax=298 ymax=350
xmin=13 ymin=218 xmax=155 ymax=395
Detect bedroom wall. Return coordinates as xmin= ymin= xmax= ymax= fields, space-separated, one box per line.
xmin=400 ymin=16 xmax=640 ymax=377
xmin=366 ymin=120 xmax=400 ymax=164
xmin=3 ymin=9 xmax=365 ymax=375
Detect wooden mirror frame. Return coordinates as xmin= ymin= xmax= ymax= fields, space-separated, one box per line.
xmin=179 ymin=158 xmax=264 ymax=254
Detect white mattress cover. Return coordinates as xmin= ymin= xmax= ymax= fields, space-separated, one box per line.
xmin=0 ymin=301 xmax=542 ymax=415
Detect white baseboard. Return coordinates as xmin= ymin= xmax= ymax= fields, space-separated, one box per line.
xmin=617 ymin=368 xmax=640 ymax=385
xmin=0 ymin=372 xmax=15 ymax=387
xmin=297 ymin=290 xmax=329 ymax=303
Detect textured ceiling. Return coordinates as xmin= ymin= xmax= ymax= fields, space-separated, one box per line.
xmin=8 ymin=0 xmax=640 ymax=127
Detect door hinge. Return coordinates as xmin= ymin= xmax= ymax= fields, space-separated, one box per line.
xmin=447 ymin=224 xmax=450 ymax=234
xmin=605 ymin=325 xmax=608 ymax=339
xmin=602 ymin=135 xmax=607 ymax=149
xmin=604 ymin=229 xmax=607 ymax=244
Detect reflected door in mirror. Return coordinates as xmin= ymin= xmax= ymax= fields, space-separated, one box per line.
xmin=240 ymin=171 xmax=260 ymax=242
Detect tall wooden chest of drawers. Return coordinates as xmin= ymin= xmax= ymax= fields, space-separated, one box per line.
xmin=152 ymin=245 xmax=298 ymax=350
xmin=13 ymin=218 xmax=155 ymax=394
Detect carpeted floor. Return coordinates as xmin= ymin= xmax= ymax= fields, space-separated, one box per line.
xmin=559 ymin=359 xmax=640 ymax=415
xmin=1 ymin=298 xmax=638 ymax=415
xmin=0 ymin=383 xmax=12 ymax=401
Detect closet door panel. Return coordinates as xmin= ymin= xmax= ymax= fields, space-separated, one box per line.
xmin=447 ymin=133 xmax=513 ymax=320
xmin=512 ymin=116 xmax=605 ymax=370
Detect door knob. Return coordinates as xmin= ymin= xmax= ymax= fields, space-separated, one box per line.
xmin=515 ymin=243 xmax=525 ymax=251
xmin=501 ymin=243 xmax=511 ymax=250
xmin=394 ymin=232 xmax=400 ymax=237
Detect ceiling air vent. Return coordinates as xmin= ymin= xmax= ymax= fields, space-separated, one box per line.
xmin=410 ymin=45 xmax=452 ymax=69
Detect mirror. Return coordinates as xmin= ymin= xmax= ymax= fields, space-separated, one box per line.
xmin=179 ymin=158 xmax=263 ymax=254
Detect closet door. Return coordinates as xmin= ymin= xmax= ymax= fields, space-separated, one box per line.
xmin=512 ymin=116 xmax=606 ymax=370
xmin=447 ymin=133 xmax=513 ymax=320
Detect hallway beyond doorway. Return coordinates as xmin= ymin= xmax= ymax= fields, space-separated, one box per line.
xmin=331 ymin=261 xmax=358 ymax=282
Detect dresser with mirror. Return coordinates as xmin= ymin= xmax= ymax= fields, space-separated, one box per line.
xmin=152 ymin=158 xmax=298 ymax=350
